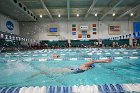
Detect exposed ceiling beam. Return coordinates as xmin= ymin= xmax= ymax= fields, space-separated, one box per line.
xmin=100 ymin=0 xmax=123 ymax=20
xmin=117 ymin=4 xmax=140 ymax=19
xmin=135 ymin=14 xmax=140 ymax=19
xmin=20 ymin=0 xmax=38 ymax=3
xmin=28 ymin=6 xmax=89 ymax=9
xmin=67 ymin=0 xmax=70 ymax=20
xmin=40 ymin=0 xmax=53 ymax=21
xmin=84 ymin=0 xmax=97 ymax=19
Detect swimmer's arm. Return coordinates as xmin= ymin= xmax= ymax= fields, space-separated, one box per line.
xmin=92 ymin=59 xmax=112 ymax=63
xmin=84 ymin=59 xmax=112 ymax=66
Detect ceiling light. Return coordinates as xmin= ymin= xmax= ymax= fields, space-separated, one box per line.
xmin=77 ymin=14 xmax=79 ymax=17
xmin=58 ymin=14 xmax=61 ymax=17
xmin=95 ymin=13 xmax=97 ymax=16
xmin=40 ymin=14 xmax=42 ymax=18
xmin=130 ymin=13 xmax=134 ymax=16
xmin=112 ymin=13 xmax=115 ymax=16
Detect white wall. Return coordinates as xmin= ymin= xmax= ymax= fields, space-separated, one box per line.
xmin=19 ymin=18 xmax=133 ymax=41
xmin=0 ymin=13 xmax=19 ymax=35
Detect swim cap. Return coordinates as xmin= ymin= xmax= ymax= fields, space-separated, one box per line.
xmin=91 ymin=64 xmax=95 ymax=68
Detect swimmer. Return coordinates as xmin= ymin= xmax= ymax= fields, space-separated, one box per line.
xmin=52 ymin=53 xmax=60 ymax=59
xmin=27 ymin=58 xmax=112 ymax=79
xmin=70 ymin=58 xmax=112 ymax=73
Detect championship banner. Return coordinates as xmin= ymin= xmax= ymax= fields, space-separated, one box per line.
xmin=108 ymin=24 xmax=121 ymax=35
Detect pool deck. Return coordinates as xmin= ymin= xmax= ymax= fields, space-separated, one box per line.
xmin=0 ymin=84 xmax=140 ymax=93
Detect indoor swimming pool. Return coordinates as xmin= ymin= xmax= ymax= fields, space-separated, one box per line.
xmin=0 ymin=48 xmax=140 ymax=88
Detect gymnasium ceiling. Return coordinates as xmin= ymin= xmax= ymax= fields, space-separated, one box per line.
xmin=0 ymin=0 xmax=140 ymax=21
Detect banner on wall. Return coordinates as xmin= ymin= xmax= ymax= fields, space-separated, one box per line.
xmin=78 ymin=34 xmax=82 ymax=38
xmin=93 ymin=32 xmax=96 ymax=35
xmin=82 ymin=31 xmax=87 ymax=34
xmin=6 ymin=21 xmax=14 ymax=31
xmin=87 ymin=34 xmax=90 ymax=38
xmin=108 ymin=24 xmax=121 ymax=35
xmin=82 ymin=34 xmax=87 ymax=38
xmin=92 ymin=24 xmax=96 ymax=27
xmin=72 ymin=32 xmax=76 ymax=35
xmin=47 ymin=24 xmax=60 ymax=36
xmin=80 ymin=26 xmax=88 ymax=30
xmin=0 ymin=14 xmax=19 ymax=35
xmin=78 ymin=24 xmax=89 ymax=31
xmin=72 ymin=24 xmax=76 ymax=28
xmin=92 ymin=28 xmax=96 ymax=31
xmin=133 ymin=22 xmax=140 ymax=38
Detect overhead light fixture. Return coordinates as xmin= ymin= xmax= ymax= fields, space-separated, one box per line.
xmin=95 ymin=13 xmax=98 ymax=16
xmin=112 ymin=13 xmax=115 ymax=16
xmin=76 ymin=10 xmax=79 ymax=17
xmin=58 ymin=14 xmax=61 ymax=17
xmin=40 ymin=11 xmax=43 ymax=18
xmin=76 ymin=14 xmax=79 ymax=17
xmin=94 ymin=10 xmax=98 ymax=17
xmin=40 ymin=14 xmax=42 ymax=18
xmin=130 ymin=13 xmax=134 ymax=16
xmin=112 ymin=10 xmax=115 ymax=16
xmin=58 ymin=10 xmax=61 ymax=18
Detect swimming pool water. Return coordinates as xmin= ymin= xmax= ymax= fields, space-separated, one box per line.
xmin=0 ymin=48 xmax=140 ymax=87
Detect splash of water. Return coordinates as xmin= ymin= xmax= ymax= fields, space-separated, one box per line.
xmin=4 ymin=60 xmax=33 ymax=75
